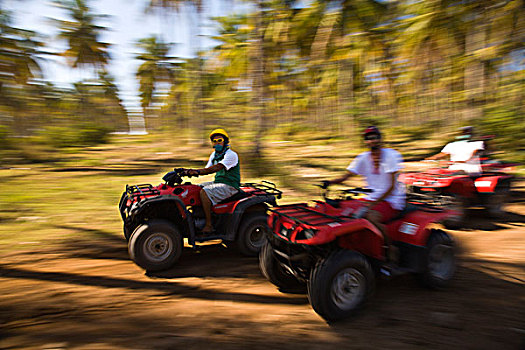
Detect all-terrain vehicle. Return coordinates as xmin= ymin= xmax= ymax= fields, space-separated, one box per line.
xmin=259 ymin=187 xmax=456 ymax=322
xmin=119 ymin=168 xmax=282 ymax=271
xmin=399 ymin=160 xmax=515 ymax=228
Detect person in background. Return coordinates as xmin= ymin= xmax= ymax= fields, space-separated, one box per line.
xmin=182 ymin=128 xmax=240 ymax=234
xmin=426 ymin=126 xmax=484 ymax=175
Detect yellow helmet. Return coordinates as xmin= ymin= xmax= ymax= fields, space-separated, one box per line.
xmin=209 ymin=128 xmax=229 ymax=140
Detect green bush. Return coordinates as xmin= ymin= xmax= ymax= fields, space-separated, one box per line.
xmin=37 ymin=123 xmax=111 ymax=148
xmin=389 ymin=120 xmax=443 ymax=141
xmin=0 ymin=125 xmax=11 ymax=149
xmin=477 ymin=107 xmax=525 ymax=162
xmin=269 ymin=122 xmax=318 ymax=139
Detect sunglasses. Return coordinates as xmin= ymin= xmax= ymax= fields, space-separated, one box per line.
xmin=212 ymin=138 xmax=224 ymax=144
xmin=364 ymin=134 xmax=380 ymax=141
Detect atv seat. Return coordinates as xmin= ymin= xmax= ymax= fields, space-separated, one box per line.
xmin=215 ymin=189 xmax=249 ymax=205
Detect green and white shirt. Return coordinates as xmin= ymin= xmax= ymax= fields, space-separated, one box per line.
xmin=206 ymin=149 xmax=241 ymax=189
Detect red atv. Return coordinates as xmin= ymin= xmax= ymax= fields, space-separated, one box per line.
xmin=259 ymin=187 xmax=456 ymax=322
xmin=399 ymin=160 xmax=515 ymax=228
xmin=119 ymin=168 xmax=282 ymax=271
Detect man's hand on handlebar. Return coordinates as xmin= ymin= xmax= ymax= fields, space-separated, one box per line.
xmin=178 ymin=168 xmax=200 ymax=177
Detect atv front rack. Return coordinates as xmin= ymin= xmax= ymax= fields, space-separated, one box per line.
xmin=125 ymin=184 xmax=160 ymax=201
xmin=269 ymin=203 xmax=347 ymax=227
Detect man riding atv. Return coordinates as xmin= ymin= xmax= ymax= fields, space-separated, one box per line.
xmin=426 ymin=126 xmax=484 ymax=175
xmin=321 ymin=126 xmax=406 ymax=263
xmin=180 ymin=128 xmax=240 ymax=234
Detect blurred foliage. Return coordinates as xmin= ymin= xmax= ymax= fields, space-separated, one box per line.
xmin=390 ymin=120 xmax=444 ymax=140
xmin=35 ymin=123 xmax=111 ymax=148
xmin=478 ymin=106 xmax=525 ymax=162
xmin=0 ymin=0 xmax=523 ymax=166
xmin=0 ymin=124 xmax=11 ymax=149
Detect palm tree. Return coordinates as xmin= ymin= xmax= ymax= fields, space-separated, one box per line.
xmin=0 ymin=8 xmax=42 ymax=93
xmin=394 ymin=0 xmax=523 ymax=125
xmin=135 ymin=36 xmax=175 ymax=121
xmin=98 ymin=70 xmax=128 ymax=132
xmin=291 ymin=0 xmax=388 ymax=133
xmin=146 ymin=0 xmax=206 ymax=139
xmin=210 ymin=14 xmax=250 ymax=84
xmin=0 ymin=8 xmax=44 ymax=134
xmin=394 ymin=0 xmax=466 ymax=125
xmin=53 ymin=0 xmax=110 ymax=69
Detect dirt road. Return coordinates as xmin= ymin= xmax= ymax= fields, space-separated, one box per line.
xmin=1 ymin=189 xmax=524 ymax=350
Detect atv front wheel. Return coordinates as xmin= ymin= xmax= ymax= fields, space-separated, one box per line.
xmin=259 ymin=241 xmax=306 ymax=293
xmin=236 ymin=212 xmax=269 ymax=256
xmin=123 ymin=223 xmax=134 ymax=241
xmin=443 ymin=195 xmax=466 ymax=229
xmin=416 ymin=229 xmax=455 ymax=289
xmin=308 ymin=250 xmax=374 ymax=322
xmin=128 ymin=220 xmax=183 ymax=272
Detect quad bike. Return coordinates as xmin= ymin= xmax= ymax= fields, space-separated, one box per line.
xmin=259 ymin=186 xmax=456 ymax=322
xmin=399 ymin=159 xmax=515 ymax=228
xmin=119 ymin=168 xmax=281 ymax=271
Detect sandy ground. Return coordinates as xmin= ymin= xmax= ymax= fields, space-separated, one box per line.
xmin=1 ymin=183 xmax=524 ymax=350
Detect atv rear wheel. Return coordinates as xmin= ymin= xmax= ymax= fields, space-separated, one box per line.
xmin=308 ymin=250 xmax=374 ymax=322
xmin=259 ymin=241 xmax=306 ymax=293
xmin=128 ymin=220 xmax=183 ymax=272
xmin=485 ymin=181 xmax=511 ymax=217
xmin=416 ymin=229 xmax=455 ymax=289
xmin=236 ymin=212 xmax=269 ymax=256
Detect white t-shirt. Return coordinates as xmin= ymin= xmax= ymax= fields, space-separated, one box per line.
xmin=441 ymin=140 xmax=484 ymax=174
xmin=206 ymin=149 xmax=239 ymax=170
xmin=347 ymin=148 xmax=406 ymax=210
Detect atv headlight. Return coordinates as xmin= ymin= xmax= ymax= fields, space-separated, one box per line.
xmin=280 ymin=226 xmax=291 ymax=237
xmin=303 ymin=229 xmax=316 ymax=239
xmin=295 ymin=228 xmax=316 ymax=240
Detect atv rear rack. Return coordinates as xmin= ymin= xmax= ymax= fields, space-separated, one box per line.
xmin=242 ymin=181 xmax=282 ymax=199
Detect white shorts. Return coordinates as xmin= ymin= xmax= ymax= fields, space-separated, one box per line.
xmin=200 ymin=181 xmax=239 ymax=205
xmin=449 ymin=163 xmax=481 ymax=175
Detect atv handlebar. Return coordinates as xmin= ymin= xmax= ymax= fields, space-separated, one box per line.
xmin=162 ymin=167 xmax=199 ymax=185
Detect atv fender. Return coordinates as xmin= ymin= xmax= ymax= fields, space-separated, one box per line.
xmin=327 ymin=219 xmax=385 ymax=260
xmin=224 ymin=195 xmax=275 ymax=240
xmin=128 ymin=195 xmax=191 ymax=235
xmin=388 ymin=210 xmax=454 ymax=246
xmin=118 ymin=191 xmax=128 ymax=220
xmin=474 ymin=175 xmax=513 ymax=193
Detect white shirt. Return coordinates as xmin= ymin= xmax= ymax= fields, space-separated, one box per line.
xmin=347 ymin=148 xmax=406 ymax=210
xmin=206 ymin=149 xmax=239 ymax=170
xmin=442 ymin=140 xmax=484 ymax=174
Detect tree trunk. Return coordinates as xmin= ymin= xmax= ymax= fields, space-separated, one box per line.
xmin=464 ymin=10 xmax=486 ymax=121
xmin=251 ymin=0 xmax=265 ymax=158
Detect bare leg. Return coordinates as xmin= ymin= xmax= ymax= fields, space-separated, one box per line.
xmin=200 ymin=189 xmax=214 ymax=233
xmin=366 ymin=210 xmax=397 ymax=261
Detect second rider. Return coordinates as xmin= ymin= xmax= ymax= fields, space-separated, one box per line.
xmin=322 ymin=126 xmax=406 ymax=263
